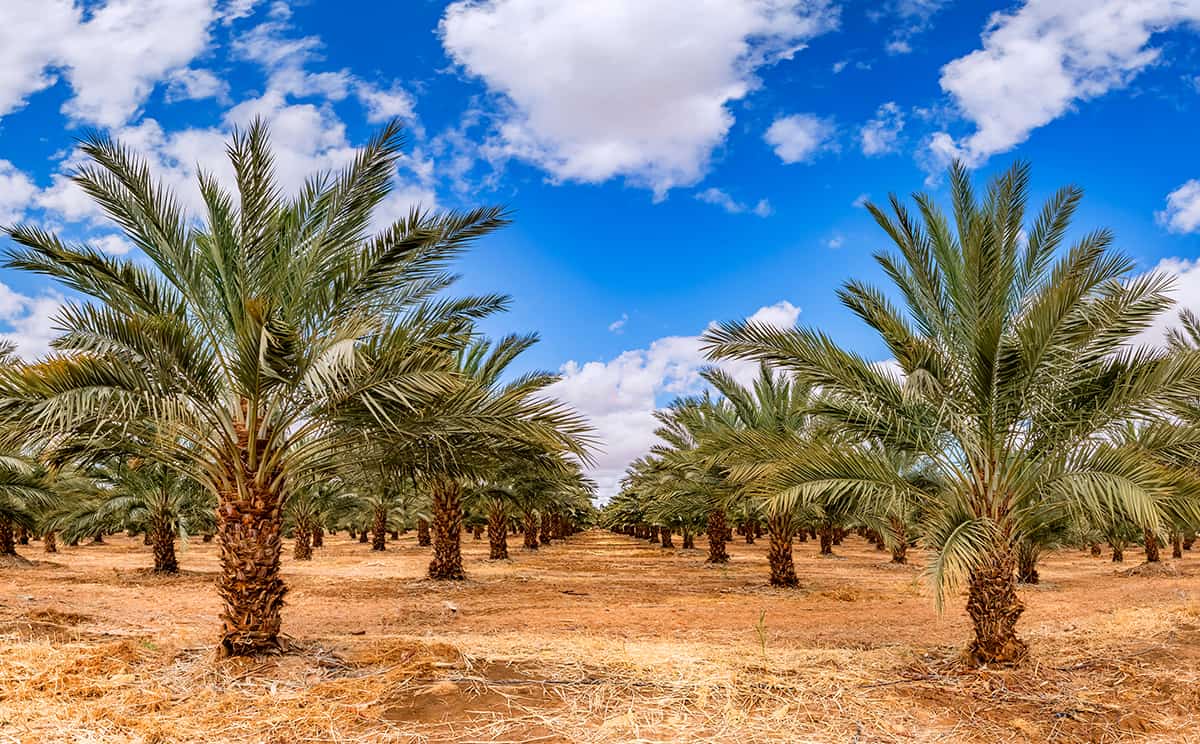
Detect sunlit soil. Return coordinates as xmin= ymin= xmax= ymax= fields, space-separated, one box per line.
xmin=1 ymin=530 xmax=1198 ymax=742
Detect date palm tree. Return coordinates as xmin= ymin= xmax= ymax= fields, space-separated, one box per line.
xmin=0 ymin=120 xmax=514 ymax=655
xmin=704 ymin=162 xmax=1200 ymax=665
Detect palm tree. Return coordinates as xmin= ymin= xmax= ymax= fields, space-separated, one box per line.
xmin=58 ymin=458 xmax=214 ymax=573
xmin=704 ymin=162 xmax=1200 ymax=665
xmin=0 ymin=454 xmax=53 ymax=559
xmin=0 ymin=120 xmax=514 ymax=655
xmin=355 ymin=334 xmax=593 ymax=579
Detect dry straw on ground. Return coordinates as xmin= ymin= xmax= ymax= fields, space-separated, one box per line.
xmin=1 ymin=531 xmax=1198 ymax=742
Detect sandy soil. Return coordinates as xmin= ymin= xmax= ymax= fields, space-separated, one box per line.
xmin=1 ymin=529 xmax=1198 ymax=742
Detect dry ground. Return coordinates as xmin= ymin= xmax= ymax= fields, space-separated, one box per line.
xmin=1 ymin=529 xmax=1199 ymax=743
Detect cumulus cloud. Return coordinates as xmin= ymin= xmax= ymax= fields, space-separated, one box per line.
xmin=165 ymin=68 xmax=230 ymax=104
xmin=439 ymin=0 xmax=839 ymax=197
xmin=607 ymin=314 xmax=628 ymax=334
xmin=859 ymin=102 xmax=905 ymax=156
xmin=1133 ymin=257 xmax=1200 ymax=348
xmin=548 ymin=300 xmax=801 ymax=500
xmin=0 ymin=283 xmax=66 ymax=360
xmin=0 ymin=0 xmax=219 ymax=127
xmin=880 ymin=0 xmax=950 ymax=55
xmin=694 ymin=187 xmax=772 ymax=217
xmin=764 ymin=113 xmax=836 ymax=164
xmin=934 ymin=0 xmax=1200 ymax=166
xmin=0 ymin=160 xmax=37 ymax=224
xmin=1157 ymin=180 xmax=1200 ymax=234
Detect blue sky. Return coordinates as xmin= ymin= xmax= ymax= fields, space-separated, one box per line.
xmin=1 ymin=0 xmax=1200 ymax=495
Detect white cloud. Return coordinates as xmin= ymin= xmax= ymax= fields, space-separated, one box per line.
xmin=695 ymin=187 xmax=772 ymax=217
xmin=764 ymin=113 xmax=836 ymax=164
xmin=1157 ymin=179 xmax=1200 ymax=234
xmin=356 ymin=82 xmax=417 ymax=125
xmin=935 ymin=0 xmax=1200 ymax=166
xmin=165 ymin=68 xmax=230 ymax=104
xmin=439 ymin=0 xmax=839 ymax=197
xmin=881 ymin=0 xmax=949 ymax=55
xmin=832 ymin=60 xmax=849 ymax=73
xmin=0 ymin=160 xmax=37 ymax=224
xmin=859 ymin=101 xmax=905 ymax=156
xmin=852 ymin=192 xmax=870 ymax=208
xmin=549 ymin=300 xmax=801 ymax=500
xmin=607 ymin=313 xmax=628 ymax=333
xmin=89 ymin=234 xmax=134 ymax=256
xmin=826 ymin=234 xmax=844 ymax=249
xmin=1134 ymin=257 xmax=1200 ymax=348
xmin=0 ymin=284 xmax=65 ymax=360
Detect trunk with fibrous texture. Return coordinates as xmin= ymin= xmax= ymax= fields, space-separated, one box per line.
xmin=358 ymin=528 xmax=368 ymax=543
xmin=348 ymin=528 xmax=357 ymax=539
xmin=371 ymin=508 xmax=387 ymax=551
xmin=1016 ymin=543 xmax=1039 ymax=584
xmin=428 ymin=477 xmax=465 ymax=580
xmin=705 ymin=509 xmax=729 ymax=564
xmin=202 ymin=533 xmax=213 ymax=543
xmin=1111 ymin=543 xmax=1124 ymax=562
xmin=416 ymin=518 xmax=431 ymax=547
xmin=523 ymin=510 xmax=539 ymax=550
xmin=660 ymin=527 xmax=674 ymax=548
xmin=143 ymin=531 xmax=153 ymax=546
xmin=743 ymin=522 xmax=755 ymax=544
xmin=1172 ymin=532 xmax=1183 ymax=559
xmin=487 ymin=503 xmax=509 ymax=560
xmin=682 ymin=528 xmax=694 ymax=550
xmin=293 ymin=525 xmax=312 ymax=561
xmin=216 ymin=481 xmax=286 ymax=657
xmin=312 ymin=526 xmax=323 ymax=548
xmin=767 ymin=514 xmax=798 ymax=587
xmin=152 ymin=521 xmax=178 ymax=573
xmin=1089 ymin=543 xmax=1101 ymax=557
xmin=43 ymin=531 xmax=57 ymax=553
xmin=818 ymin=527 xmax=834 ymax=556
xmin=15 ymin=525 xmax=28 ymax=545
xmin=890 ymin=518 xmax=908 ymax=564
xmin=964 ymin=549 xmax=1027 ymax=666
xmin=91 ymin=534 xmax=105 ymax=544
xmin=1184 ymin=534 xmax=1195 ymax=550
xmin=0 ymin=519 xmax=15 ymax=556
xmin=540 ymin=512 xmax=553 ymax=545
xmin=472 ymin=524 xmax=483 ymax=540
xmin=1144 ymin=529 xmax=1160 ymax=563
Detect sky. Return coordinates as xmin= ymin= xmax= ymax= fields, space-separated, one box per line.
xmin=1 ymin=0 xmax=1200 ymax=498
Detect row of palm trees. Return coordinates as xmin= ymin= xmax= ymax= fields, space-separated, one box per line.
xmin=608 ymin=162 xmax=1200 ymax=667
xmin=0 ymin=120 xmax=595 ymax=656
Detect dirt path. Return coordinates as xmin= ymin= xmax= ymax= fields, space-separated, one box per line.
xmin=1 ymin=530 xmax=1198 ymax=742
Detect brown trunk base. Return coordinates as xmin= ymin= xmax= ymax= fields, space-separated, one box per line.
xmin=706 ymin=509 xmax=729 ymax=564
xmin=964 ymin=551 xmax=1027 ymax=667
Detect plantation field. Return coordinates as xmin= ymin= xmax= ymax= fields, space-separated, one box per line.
xmin=1 ymin=530 xmax=1198 ymax=743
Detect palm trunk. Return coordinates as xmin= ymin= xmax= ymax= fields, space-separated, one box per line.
xmin=416 ymin=518 xmax=431 ymax=547
xmin=202 ymin=533 xmax=213 ymax=543
xmin=1089 ymin=543 xmax=1101 ymax=557
xmin=1016 ymin=542 xmax=1039 ymax=584
xmin=143 ymin=531 xmax=153 ymax=546
xmin=743 ymin=521 xmax=755 ymax=545
xmin=964 ymin=549 xmax=1027 ymax=666
xmin=1111 ymin=543 xmax=1124 ymax=562
xmin=15 ymin=525 xmax=28 ymax=545
xmin=152 ymin=521 xmax=179 ymax=573
xmin=890 ymin=517 xmax=908 ymax=564
xmin=767 ymin=513 xmax=797 ymax=587
xmin=487 ymin=503 xmax=509 ymax=560
xmin=1171 ymin=531 xmax=1183 ymax=559
xmin=472 ymin=524 xmax=483 ymax=540
xmin=705 ymin=508 xmax=729 ymax=564
xmin=817 ymin=527 xmax=834 ymax=556
xmin=216 ymin=484 xmax=286 ymax=657
xmin=293 ymin=525 xmax=312 ymax=561
xmin=358 ymin=528 xmax=368 ymax=543
xmin=1184 ymin=534 xmax=1195 ymax=550
xmin=43 ymin=531 xmax=57 ymax=553
xmin=311 ymin=526 xmax=323 ymax=548
xmin=523 ymin=510 xmax=539 ymax=550
xmin=1144 ymin=529 xmax=1160 ymax=563
xmin=682 ymin=528 xmax=694 ymax=550
xmin=428 ymin=477 xmax=465 ymax=580
xmin=0 ymin=518 xmax=15 ymax=556
xmin=371 ymin=507 xmax=387 ymax=551
xmin=660 ymin=527 xmax=674 ymax=548
xmin=540 ymin=512 xmax=553 ymax=545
